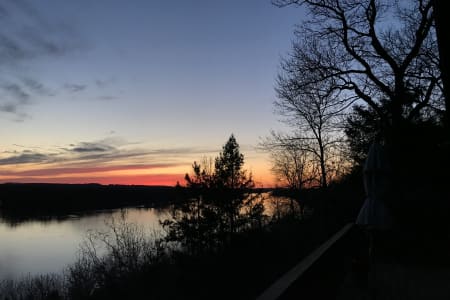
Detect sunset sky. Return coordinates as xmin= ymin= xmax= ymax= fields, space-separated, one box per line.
xmin=0 ymin=0 xmax=305 ymax=187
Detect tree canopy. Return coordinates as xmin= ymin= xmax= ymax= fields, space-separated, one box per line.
xmin=274 ymin=0 xmax=443 ymax=142
xmin=185 ymin=134 xmax=253 ymax=190
xmin=164 ymin=135 xmax=260 ymax=254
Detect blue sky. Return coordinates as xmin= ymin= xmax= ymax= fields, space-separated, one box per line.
xmin=0 ymin=0 xmax=305 ymax=186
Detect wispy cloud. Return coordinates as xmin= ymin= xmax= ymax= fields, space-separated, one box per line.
xmin=91 ymin=77 xmax=121 ymax=101
xmin=1 ymin=83 xmax=30 ymax=104
xmin=0 ymin=152 xmax=48 ymax=165
xmin=95 ymin=78 xmax=115 ymax=88
xmin=0 ymin=139 xmax=192 ymax=185
xmin=0 ymin=80 xmax=50 ymax=120
xmin=21 ymin=77 xmax=54 ymax=96
xmin=0 ymin=137 xmax=233 ymax=185
xmin=0 ymin=86 xmax=40 ymax=122
xmin=0 ymin=0 xmax=82 ymax=64
xmin=64 ymin=83 xmax=87 ymax=93
xmin=148 ymin=147 xmax=218 ymax=155
xmin=97 ymin=95 xmax=117 ymax=101
xmin=0 ymin=138 xmax=218 ymax=171
xmin=0 ymin=102 xmax=20 ymax=113
xmin=69 ymin=142 xmax=115 ymax=153
xmin=0 ymin=0 xmax=83 ymax=119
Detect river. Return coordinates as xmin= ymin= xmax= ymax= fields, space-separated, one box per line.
xmin=0 ymin=193 xmax=298 ymax=281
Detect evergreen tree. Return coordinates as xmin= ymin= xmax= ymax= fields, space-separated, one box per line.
xmin=162 ymin=135 xmax=260 ymax=254
xmin=214 ymin=134 xmax=252 ymax=189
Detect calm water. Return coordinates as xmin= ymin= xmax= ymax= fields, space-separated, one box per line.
xmin=0 ymin=207 xmax=170 ymax=281
xmin=0 ymin=194 xmax=297 ymax=281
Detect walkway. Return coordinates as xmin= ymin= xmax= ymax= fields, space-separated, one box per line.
xmin=257 ymin=224 xmax=450 ymax=299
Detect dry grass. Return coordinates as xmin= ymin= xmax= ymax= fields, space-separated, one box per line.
xmin=0 ymin=215 xmax=168 ymax=300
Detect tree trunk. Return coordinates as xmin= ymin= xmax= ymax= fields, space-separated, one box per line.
xmin=318 ymin=142 xmax=327 ymax=188
xmin=433 ymin=0 xmax=450 ymax=138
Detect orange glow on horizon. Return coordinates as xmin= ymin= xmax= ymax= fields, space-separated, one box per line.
xmin=0 ymin=174 xmax=186 ymax=186
xmin=0 ymin=158 xmax=276 ymax=187
xmin=0 ymin=174 xmax=276 ymax=187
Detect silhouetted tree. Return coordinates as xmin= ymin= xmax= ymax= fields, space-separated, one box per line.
xmin=345 ymin=104 xmax=385 ymax=166
xmin=185 ymin=136 xmax=253 ymax=190
xmin=271 ymin=144 xmax=313 ymax=190
xmin=163 ymin=135 xmax=258 ymax=254
xmin=261 ymin=132 xmax=319 ymax=189
xmin=273 ymin=0 xmax=444 ymax=145
xmin=212 ymin=134 xmax=254 ymax=236
xmin=214 ymin=134 xmax=252 ymax=189
xmin=273 ymin=77 xmax=349 ymax=187
xmin=432 ymin=0 xmax=450 ymax=134
xmin=344 ymin=94 xmax=447 ymax=169
xmin=184 ymin=157 xmax=215 ymax=189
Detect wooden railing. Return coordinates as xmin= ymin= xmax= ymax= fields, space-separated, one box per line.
xmin=256 ymin=223 xmax=354 ymax=300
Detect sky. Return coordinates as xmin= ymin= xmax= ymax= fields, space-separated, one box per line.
xmin=0 ymin=0 xmax=305 ymax=187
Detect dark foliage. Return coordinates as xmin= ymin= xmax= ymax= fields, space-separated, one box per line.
xmin=345 ymin=105 xmax=384 ymax=166
xmin=163 ymin=135 xmax=260 ymax=255
xmin=0 ymin=183 xmax=178 ymax=224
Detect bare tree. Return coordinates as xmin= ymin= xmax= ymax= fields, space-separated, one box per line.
xmin=184 ymin=156 xmax=215 ymax=189
xmin=260 ymin=116 xmax=347 ymax=189
xmin=432 ymin=0 xmax=450 ymax=134
xmin=266 ymin=136 xmax=318 ymax=189
xmin=272 ymin=75 xmax=349 ymax=187
xmin=273 ymin=0 xmax=443 ymax=142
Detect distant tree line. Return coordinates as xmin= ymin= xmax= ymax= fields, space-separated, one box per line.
xmin=0 ymin=184 xmax=178 ymax=222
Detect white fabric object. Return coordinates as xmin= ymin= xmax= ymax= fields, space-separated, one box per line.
xmin=356 ymin=143 xmax=393 ymax=229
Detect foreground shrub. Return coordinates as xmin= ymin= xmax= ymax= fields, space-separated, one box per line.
xmin=65 ymin=216 xmax=167 ymax=298
xmin=0 ymin=274 xmax=63 ymax=300
xmin=1 ymin=215 xmax=167 ymax=300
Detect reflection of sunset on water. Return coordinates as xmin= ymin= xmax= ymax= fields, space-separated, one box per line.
xmin=0 ymin=194 xmax=299 ymax=280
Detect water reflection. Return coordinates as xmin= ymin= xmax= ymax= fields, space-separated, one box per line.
xmin=0 ymin=193 xmax=300 ymax=281
xmin=0 ymin=207 xmax=168 ymax=281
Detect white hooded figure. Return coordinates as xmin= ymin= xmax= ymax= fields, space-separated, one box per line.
xmin=356 ymin=142 xmax=393 ymax=230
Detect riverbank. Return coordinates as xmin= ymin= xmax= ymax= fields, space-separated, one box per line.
xmin=0 ymin=211 xmax=345 ymax=300
xmin=0 ymin=183 xmax=178 ymax=217
xmin=0 ymin=179 xmax=364 ymax=299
